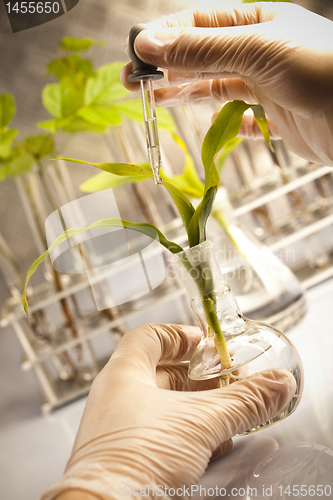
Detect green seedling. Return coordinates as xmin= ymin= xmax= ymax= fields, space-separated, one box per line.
xmin=22 ymin=99 xmax=271 ymax=370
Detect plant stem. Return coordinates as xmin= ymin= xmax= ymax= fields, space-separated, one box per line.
xmin=180 ymin=253 xmax=231 ymax=370
xmin=201 ymin=292 xmax=231 ymax=370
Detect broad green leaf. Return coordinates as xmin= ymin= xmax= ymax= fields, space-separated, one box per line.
xmin=67 ymin=55 xmax=94 ymax=78
xmin=0 ymin=128 xmax=18 ymax=145
xmin=24 ymin=135 xmax=53 ymax=159
xmin=84 ymin=62 xmax=129 ymax=105
xmin=0 ymin=94 xmax=15 ymax=128
xmin=47 ymin=59 xmax=71 ymax=79
xmin=59 ymin=158 xmax=154 ymax=178
xmin=216 ymin=137 xmax=243 ymax=175
xmin=60 ymin=37 xmax=106 ymax=51
xmin=112 ymin=99 xmax=144 ymax=123
xmin=37 ymin=117 xmax=73 ymax=134
xmin=42 ymin=83 xmax=84 ymax=119
xmin=77 ymin=106 xmax=122 ymax=127
xmin=7 ymin=153 xmax=35 ymax=178
xmin=0 ymin=142 xmax=13 ymax=161
xmin=80 ymin=171 xmax=146 ymax=192
xmin=202 ymin=100 xmax=251 ymax=192
xmin=251 ymin=104 xmax=274 ymax=151
xmin=0 ymin=166 xmax=6 ymax=182
xmin=22 ymin=217 xmax=183 ymax=314
xmin=42 ymin=84 xmax=62 ymax=118
xmin=48 ymin=56 xmax=95 ymax=80
xmin=188 ymin=186 xmax=218 ymax=247
xmin=37 ymin=120 xmax=59 ymax=134
xmin=61 ymin=117 xmax=106 ymax=134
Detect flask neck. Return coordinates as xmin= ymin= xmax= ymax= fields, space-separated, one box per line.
xmin=171 ymin=240 xmax=243 ymax=327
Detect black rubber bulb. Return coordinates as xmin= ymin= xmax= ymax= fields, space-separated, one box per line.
xmin=127 ymin=24 xmax=164 ymax=82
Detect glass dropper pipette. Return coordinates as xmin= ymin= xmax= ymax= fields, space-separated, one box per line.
xmin=140 ymin=79 xmax=162 ymax=184
xmin=128 ymin=24 xmax=164 ymax=185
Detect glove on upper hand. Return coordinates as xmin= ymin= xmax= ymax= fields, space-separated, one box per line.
xmin=121 ymin=2 xmax=333 ymax=166
xmin=42 ymin=324 xmax=295 ymax=500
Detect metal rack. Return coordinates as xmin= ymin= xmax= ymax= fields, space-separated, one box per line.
xmin=1 ymin=105 xmax=332 ymax=414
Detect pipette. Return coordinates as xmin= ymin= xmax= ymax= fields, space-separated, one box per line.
xmin=128 ymin=24 xmax=164 ymax=185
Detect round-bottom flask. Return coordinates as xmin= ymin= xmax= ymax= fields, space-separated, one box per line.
xmin=172 ymin=240 xmax=303 ymax=434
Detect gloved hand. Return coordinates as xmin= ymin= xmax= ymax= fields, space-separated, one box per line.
xmin=41 ymin=324 xmax=296 ymax=500
xmin=120 ymin=2 xmax=333 ymax=167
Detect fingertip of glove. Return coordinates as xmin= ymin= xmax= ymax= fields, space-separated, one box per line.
xmin=254 ymin=368 xmax=297 ymax=408
xmin=135 ymin=28 xmax=180 ymax=61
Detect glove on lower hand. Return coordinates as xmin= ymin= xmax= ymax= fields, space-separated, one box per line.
xmin=121 ymin=2 xmax=333 ymax=166
xmin=42 ymin=324 xmax=295 ymax=500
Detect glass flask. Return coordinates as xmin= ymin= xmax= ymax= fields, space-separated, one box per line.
xmin=171 ymin=240 xmax=303 ymax=434
xmin=210 ymin=188 xmax=307 ymax=331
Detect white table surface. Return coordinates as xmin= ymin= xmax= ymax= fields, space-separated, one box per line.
xmin=1 ymin=278 xmax=333 ymax=500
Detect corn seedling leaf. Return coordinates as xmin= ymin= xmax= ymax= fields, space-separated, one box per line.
xmin=251 ymin=104 xmax=274 ymax=151
xmin=169 ymin=132 xmax=205 ymax=198
xmin=59 ymin=158 xmax=154 ymax=178
xmin=216 ymin=137 xmax=243 ymax=175
xmin=202 ymin=100 xmax=251 ymax=192
xmin=188 ymin=185 xmax=218 ymax=247
xmin=162 ymin=179 xmax=196 ymax=233
xmin=80 ymin=171 xmax=146 ymax=192
xmin=61 ymin=157 xmax=195 ymax=234
xmin=22 ymin=218 xmax=183 ymax=314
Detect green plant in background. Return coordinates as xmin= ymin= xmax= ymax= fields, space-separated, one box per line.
xmin=79 ymin=103 xmax=270 ymax=258
xmin=22 ymin=100 xmax=272 ymax=376
xmin=38 ymin=36 xmax=174 ymax=138
xmin=0 ymin=93 xmax=54 ymax=182
xmin=0 ymin=37 xmax=176 ymax=347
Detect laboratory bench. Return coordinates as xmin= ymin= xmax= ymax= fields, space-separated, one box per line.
xmin=0 ymin=277 xmax=332 ymax=500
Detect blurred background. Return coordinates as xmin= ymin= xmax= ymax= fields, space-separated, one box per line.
xmin=1 ymin=0 xmax=333 ymax=499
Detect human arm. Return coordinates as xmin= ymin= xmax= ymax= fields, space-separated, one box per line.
xmin=120 ymin=2 xmax=333 ymax=166
xmin=42 ymin=323 xmax=295 ymax=500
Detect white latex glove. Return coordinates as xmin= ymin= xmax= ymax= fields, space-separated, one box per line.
xmin=120 ymin=2 xmax=333 ymax=167
xmin=41 ymin=324 xmax=296 ymax=500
